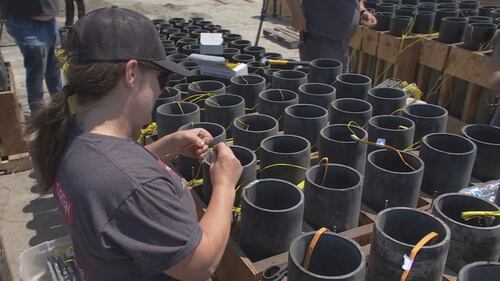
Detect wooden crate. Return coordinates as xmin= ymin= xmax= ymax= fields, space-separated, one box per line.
xmin=416 ymin=38 xmax=457 ymax=97
xmin=192 ymin=187 xmax=376 ymax=281
xmin=0 ymin=236 xmax=13 ymax=281
xmin=263 ymin=27 xmax=299 ymax=49
xmin=0 ymin=62 xmax=31 ymax=174
xmin=192 ymin=181 xmax=436 ymax=281
xmin=357 ymin=27 xmax=382 ymax=80
xmin=0 ymin=62 xmax=28 ymax=156
xmin=416 ymin=38 xmax=496 ymax=123
xmin=439 ymin=45 xmax=494 ymax=123
xmin=374 ymin=32 xmax=430 ymax=85
xmin=348 ymin=26 xmax=364 ymax=72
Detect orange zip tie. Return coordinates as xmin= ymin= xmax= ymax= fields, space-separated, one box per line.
xmin=400 ymin=232 xmax=439 ymax=281
xmin=303 ymin=227 xmax=329 ymax=270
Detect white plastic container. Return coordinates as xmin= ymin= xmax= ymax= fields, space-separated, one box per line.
xmin=19 ymin=236 xmax=72 ymax=281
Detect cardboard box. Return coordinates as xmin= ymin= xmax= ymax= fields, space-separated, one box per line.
xmin=200 ymin=33 xmax=224 ymax=55
xmin=188 ymin=54 xmax=248 ymax=79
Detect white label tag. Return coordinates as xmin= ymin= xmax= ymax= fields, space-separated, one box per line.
xmin=402 ymin=255 xmax=413 ymax=271
xmin=376 ymin=138 xmax=386 ymax=146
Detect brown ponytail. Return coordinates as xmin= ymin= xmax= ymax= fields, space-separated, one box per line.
xmin=26 ymin=88 xmax=72 ymax=191
xmin=26 ymin=58 xmax=129 ymax=191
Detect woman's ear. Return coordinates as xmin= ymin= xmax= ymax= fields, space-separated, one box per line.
xmin=124 ymin=60 xmax=140 ymax=88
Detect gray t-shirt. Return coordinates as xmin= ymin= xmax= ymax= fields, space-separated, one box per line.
xmin=302 ymin=0 xmax=360 ymax=43
xmin=53 ymin=121 xmax=202 ymax=281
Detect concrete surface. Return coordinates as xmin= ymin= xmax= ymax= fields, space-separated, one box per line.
xmin=0 ymin=1 xmax=298 ymax=280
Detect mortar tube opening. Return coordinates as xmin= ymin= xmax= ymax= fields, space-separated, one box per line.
xmin=423 ymin=133 xmax=476 ymax=155
xmin=158 ymin=88 xmax=179 ymax=99
xmin=231 ymin=74 xmax=265 ymax=85
xmin=310 ymin=58 xmax=342 ymax=68
xmin=273 ymin=70 xmax=307 ymax=80
xmin=462 ymin=125 xmax=500 ymax=146
xmin=234 ymin=114 xmax=277 ymax=132
xmin=332 ymin=98 xmax=372 ymax=114
xmin=306 ymin=164 xmax=362 ymax=190
xmin=404 ymin=103 xmax=448 ymax=118
xmin=321 ymin=125 xmax=367 ymax=143
xmin=377 ymin=208 xmax=449 ymax=248
xmin=336 ymin=73 xmax=372 ymax=85
xmin=434 ymin=193 xmax=500 ymax=228
xmin=157 ymin=102 xmax=199 ymax=116
xmin=369 ymin=87 xmax=406 ymax=99
xmin=369 ymin=115 xmax=415 ymax=131
xmin=188 ymin=80 xmax=225 ymax=92
xmin=299 ymin=83 xmax=336 ymax=96
xmin=205 ymin=94 xmax=244 ymax=108
xmin=286 ymin=104 xmax=328 ymax=119
xmin=179 ymin=122 xmax=225 ymax=141
xmin=459 ymin=261 xmax=500 ymax=281
xmin=259 ymin=89 xmax=298 ymax=103
xmin=368 ymin=149 xmax=424 ymax=174
xmin=243 ymin=179 xmax=303 ymax=212
xmin=261 ymin=135 xmax=310 ymax=155
xmin=289 ymin=232 xmax=365 ymax=278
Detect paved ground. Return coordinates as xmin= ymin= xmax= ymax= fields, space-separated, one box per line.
xmin=0 ymin=1 xmax=297 ymax=279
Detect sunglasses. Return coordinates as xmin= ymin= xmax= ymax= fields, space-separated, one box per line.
xmin=141 ymin=61 xmax=171 ymax=89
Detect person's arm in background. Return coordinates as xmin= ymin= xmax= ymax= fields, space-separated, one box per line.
xmin=489 ymin=36 xmax=500 ymax=126
xmin=359 ymin=0 xmax=378 ymax=26
xmin=286 ymin=0 xmax=307 ymax=32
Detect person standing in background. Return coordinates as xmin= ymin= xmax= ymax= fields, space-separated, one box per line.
xmin=65 ymin=0 xmax=85 ymax=26
xmin=286 ymin=0 xmax=377 ymax=69
xmin=0 ymin=0 xmax=62 ymax=114
xmin=489 ymin=38 xmax=500 ymax=126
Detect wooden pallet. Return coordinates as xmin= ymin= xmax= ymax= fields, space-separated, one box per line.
xmin=192 ymin=178 xmax=440 ymax=281
xmin=0 ymin=152 xmax=32 ymax=175
xmin=439 ymin=45 xmax=494 ymax=123
xmin=357 ymin=27 xmax=381 ymax=79
xmin=0 ymin=62 xmax=28 ymax=157
xmin=416 ymin=38 xmax=495 ymax=123
xmin=263 ymin=27 xmax=299 ymax=49
xmin=374 ymin=32 xmax=430 ymax=85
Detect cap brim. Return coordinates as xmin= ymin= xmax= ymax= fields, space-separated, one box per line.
xmin=152 ymin=59 xmax=193 ymax=77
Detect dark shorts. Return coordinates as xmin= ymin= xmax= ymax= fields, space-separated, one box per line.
xmin=299 ymin=32 xmax=350 ymax=71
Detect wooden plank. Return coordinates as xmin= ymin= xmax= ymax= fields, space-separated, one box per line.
xmin=263 ymin=28 xmax=299 ymax=49
xmin=446 ymin=115 xmax=467 ymax=135
xmin=0 ymin=152 xmax=32 ymax=175
xmin=438 ymin=74 xmax=453 ymax=107
xmin=349 ymin=25 xmax=364 ymax=50
xmin=275 ymin=27 xmax=299 ymax=40
xmin=461 ymin=84 xmax=482 ymax=123
xmin=0 ymin=62 xmax=27 ymax=156
xmin=361 ymin=28 xmax=380 ymax=56
xmin=377 ymin=32 xmax=425 ymax=82
xmin=416 ymin=65 xmax=432 ymax=94
xmin=444 ymin=45 xmax=493 ymax=89
xmin=374 ymin=58 xmax=387 ymax=85
xmin=419 ymin=38 xmax=454 ymax=71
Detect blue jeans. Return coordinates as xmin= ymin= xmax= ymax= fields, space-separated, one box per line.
xmin=5 ymin=18 xmax=62 ymax=113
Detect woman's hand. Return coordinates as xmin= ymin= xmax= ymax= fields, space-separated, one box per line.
xmin=174 ymin=128 xmax=213 ymax=161
xmin=360 ymin=10 xmax=377 ymax=26
xmin=209 ymin=143 xmax=242 ymax=191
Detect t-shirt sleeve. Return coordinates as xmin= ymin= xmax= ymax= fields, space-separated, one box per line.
xmin=101 ymin=178 xmax=203 ymax=275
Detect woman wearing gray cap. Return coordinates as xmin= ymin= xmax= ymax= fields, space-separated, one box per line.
xmin=27 ymin=6 xmax=242 ymax=281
